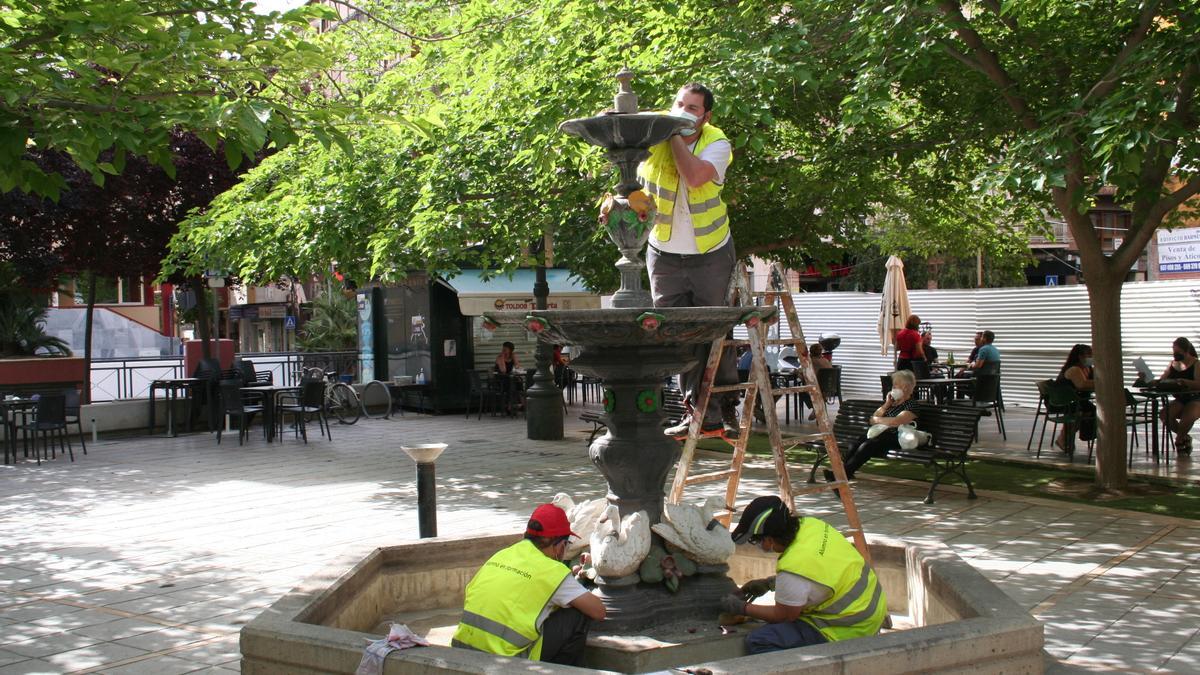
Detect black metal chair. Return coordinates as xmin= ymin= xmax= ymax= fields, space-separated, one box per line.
xmin=911 ymin=359 xmax=931 ymax=380
xmin=19 ymin=393 xmax=72 ymax=464
xmin=63 ymin=388 xmax=87 ymax=456
xmin=466 ymin=370 xmax=500 ymax=419
xmin=217 ymin=380 xmax=263 ymax=445
xmin=1038 ymin=380 xmax=1084 ymax=458
xmin=1027 ymin=379 xmax=1054 ymax=454
xmin=278 ymin=379 xmax=330 ymax=443
xmin=1124 ymin=389 xmax=1155 ymax=465
xmin=950 ymin=372 xmax=1005 ymax=440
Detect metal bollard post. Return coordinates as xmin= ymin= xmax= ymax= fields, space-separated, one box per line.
xmin=91 ymin=418 xmax=98 ymax=444
xmin=400 ymin=444 xmax=447 ymax=538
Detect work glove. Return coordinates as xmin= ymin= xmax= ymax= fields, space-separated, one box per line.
xmin=719 ymin=592 xmax=748 ymax=616
xmin=739 ymin=576 xmax=776 ymax=600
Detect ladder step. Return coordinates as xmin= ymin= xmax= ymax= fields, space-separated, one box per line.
xmin=710 ymin=384 xmax=753 ymax=394
xmin=683 ymin=469 xmax=739 ymax=486
xmin=772 ymin=384 xmax=821 ymax=394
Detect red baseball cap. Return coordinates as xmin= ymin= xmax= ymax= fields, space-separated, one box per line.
xmin=526 ymin=504 xmax=577 ymax=538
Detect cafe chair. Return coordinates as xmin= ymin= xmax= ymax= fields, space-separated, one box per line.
xmin=466 ymin=370 xmax=500 ymax=419
xmin=63 ymin=388 xmax=88 ymax=456
xmin=1038 ymin=380 xmax=1083 ymax=458
xmin=1124 ymin=389 xmax=1155 ymax=465
xmin=950 ymin=372 xmax=1005 ymax=440
xmin=278 ymin=379 xmax=330 ymax=443
xmin=1027 ymin=380 xmax=1054 ymax=454
xmin=217 ymin=380 xmax=263 ymax=446
xmin=20 ymin=393 xmax=73 ymax=464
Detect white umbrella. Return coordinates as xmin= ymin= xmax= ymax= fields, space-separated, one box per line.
xmin=878 ymin=256 xmax=911 ymax=357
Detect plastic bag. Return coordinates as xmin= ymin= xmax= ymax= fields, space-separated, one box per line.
xmin=865 ymin=423 xmax=891 ymax=439
xmin=897 ymin=424 xmax=932 ymax=450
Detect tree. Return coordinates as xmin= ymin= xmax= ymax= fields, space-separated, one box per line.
xmin=0 ymin=0 xmax=350 ymax=198
xmin=166 ymin=0 xmax=1034 ymax=291
xmin=0 ymin=132 xmax=247 ymax=400
xmin=817 ymin=0 xmax=1200 ymax=489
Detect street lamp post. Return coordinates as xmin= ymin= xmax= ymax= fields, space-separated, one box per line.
xmin=526 ymin=263 xmax=564 ymax=440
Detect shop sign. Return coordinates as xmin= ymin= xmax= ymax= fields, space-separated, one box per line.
xmin=1158 ymin=228 xmax=1200 ymax=273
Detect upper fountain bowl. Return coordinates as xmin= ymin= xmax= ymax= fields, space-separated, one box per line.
xmin=559 ymin=113 xmax=694 ymax=151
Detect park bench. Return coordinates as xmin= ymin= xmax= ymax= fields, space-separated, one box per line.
xmin=807 ymin=399 xmax=985 ymax=504
xmin=580 ymin=386 xmax=686 ymax=443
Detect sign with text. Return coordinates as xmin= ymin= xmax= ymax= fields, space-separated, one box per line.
xmin=1157 ymin=228 xmax=1200 ymax=273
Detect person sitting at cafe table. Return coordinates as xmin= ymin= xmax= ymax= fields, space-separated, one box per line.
xmin=1054 ymin=343 xmax=1095 ymax=453
xmin=958 ymin=330 xmax=1000 ymax=377
xmin=893 ymin=314 xmax=925 ymax=372
xmin=921 ymin=329 xmax=937 ymax=364
xmin=825 ymin=369 xmax=919 ymax=481
xmin=1160 ymin=337 xmax=1200 ymax=456
xmin=494 ymin=341 xmax=523 ymax=415
xmin=797 ymin=344 xmax=833 ymax=421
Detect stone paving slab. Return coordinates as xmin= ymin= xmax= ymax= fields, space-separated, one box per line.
xmin=0 ymin=411 xmax=1196 ymax=673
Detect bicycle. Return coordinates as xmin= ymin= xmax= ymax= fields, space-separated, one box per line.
xmin=303 ymin=368 xmax=361 ymax=425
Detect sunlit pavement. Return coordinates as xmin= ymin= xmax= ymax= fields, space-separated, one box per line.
xmin=0 ymin=406 xmax=1196 ymax=673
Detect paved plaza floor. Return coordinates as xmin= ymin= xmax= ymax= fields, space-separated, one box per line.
xmin=0 ymin=405 xmax=1197 ymax=673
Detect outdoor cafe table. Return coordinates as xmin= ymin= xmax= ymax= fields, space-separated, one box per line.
xmin=915 ymin=377 xmax=974 ymax=404
xmin=148 ymin=378 xmax=202 ymax=437
xmin=242 ymin=384 xmax=300 ymax=442
xmin=1 ymin=397 xmax=35 ymax=464
xmin=1132 ymin=387 xmax=1175 ymax=465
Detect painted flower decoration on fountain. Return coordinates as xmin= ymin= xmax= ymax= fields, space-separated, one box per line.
xmin=524 ymin=315 xmax=550 ymax=334
xmin=480 ymin=314 xmax=499 ymax=332
xmin=602 ymin=389 xmax=615 ymax=413
xmin=636 ymin=389 xmax=659 ymax=413
xmin=740 ymin=310 xmax=764 ymax=328
xmin=637 ymin=311 xmax=665 ymax=331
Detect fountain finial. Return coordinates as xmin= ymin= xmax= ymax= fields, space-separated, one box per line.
xmin=613 ymin=67 xmax=638 ymax=114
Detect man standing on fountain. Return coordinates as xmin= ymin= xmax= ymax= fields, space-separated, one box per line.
xmin=723 ymin=496 xmax=888 ymax=654
xmin=452 ymin=503 xmax=606 ymax=665
xmin=639 ymin=82 xmax=741 ymax=438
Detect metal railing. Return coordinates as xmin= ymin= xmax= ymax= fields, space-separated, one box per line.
xmin=88 ymin=351 xmax=363 ymax=402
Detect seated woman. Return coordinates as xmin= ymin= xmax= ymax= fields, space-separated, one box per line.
xmin=493 ymin=341 xmax=522 ymax=415
xmin=1054 ymin=343 xmax=1095 ymax=452
xmin=894 ymin=314 xmax=925 ymax=372
xmin=1161 ymin=337 xmax=1200 ymax=455
xmin=825 ymin=370 xmax=918 ymax=481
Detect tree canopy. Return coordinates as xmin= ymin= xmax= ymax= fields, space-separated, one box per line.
xmin=166 ymin=0 xmax=1034 ymax=290
xmin=0 ymin=0 xmax=349 ymax=199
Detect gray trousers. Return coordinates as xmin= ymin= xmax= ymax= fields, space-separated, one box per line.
xmin=647 ymin=241 xmax=739 ymax=423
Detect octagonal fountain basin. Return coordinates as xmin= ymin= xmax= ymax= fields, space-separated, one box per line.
xmin=240 ymin=533 xmax=1044 ymax=674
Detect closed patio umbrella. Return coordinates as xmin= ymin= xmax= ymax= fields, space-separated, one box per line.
xmin=878 ymin=256 xmax=911 ymax=358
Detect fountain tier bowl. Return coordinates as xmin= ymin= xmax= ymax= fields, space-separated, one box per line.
xmin=559 ymin=113 xmax=693 ymax=151
xmin=240 ymin=532 xmax=1044 ymax=673
xmin=486 ymin=307 xmax=775 ymax=349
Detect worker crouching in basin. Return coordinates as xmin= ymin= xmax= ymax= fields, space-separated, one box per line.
xmin=452 ymin=503 xmax=606 ymax=665
xmin=723 ymin=496 xmax=887 ymax=654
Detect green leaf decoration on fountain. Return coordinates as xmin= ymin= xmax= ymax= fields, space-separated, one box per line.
xmin=524 ymin=315 xmax=551 ymax=334
xmin=636 ymin=311 xmax=665 ymax=331
xmin=602 ymin=389 xmax=615 ymax=413
xmin=481 ymin=314 xmax=499 ymax=331
xmin=636 ymin=388 xmax=659 ymax=413
xmin=617 ymin=207 xmax=649 ymax=238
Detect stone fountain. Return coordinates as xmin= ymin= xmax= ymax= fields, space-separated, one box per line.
xmin=482 ymin=69 xmax=773 ymax=631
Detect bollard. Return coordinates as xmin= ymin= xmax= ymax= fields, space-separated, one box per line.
xmin=91 ymin=418 xmax=98 ymax=444
xmin=400 ymin=443 xmax=448 ymax=538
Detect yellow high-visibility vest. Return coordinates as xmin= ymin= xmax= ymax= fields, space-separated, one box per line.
xmin=777 ymin=517 xmax=888 ymax=642
xmin=451 ymin=540 xmax=570 ymax=660
xmin=637 ymin=123 xmax=731 ymax=253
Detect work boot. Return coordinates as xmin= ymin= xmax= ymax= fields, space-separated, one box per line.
xmin=664 ymin=416 xmax=692 ymax=437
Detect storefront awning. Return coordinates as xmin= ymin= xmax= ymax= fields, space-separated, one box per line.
xmin=448 ymin=269 xmax=601 ymax=316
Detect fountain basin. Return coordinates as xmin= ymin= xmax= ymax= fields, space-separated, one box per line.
xmin=240 ymin=532 xmax=1044 ymax=674
xmin=559 ymin=113 xmax=693 ymax=151
xmin=486 ymin=307 xmax=772 ymax=350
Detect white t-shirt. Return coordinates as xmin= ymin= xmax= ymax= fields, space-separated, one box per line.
xmin=773 ymin=571 xmax=833 ymax=609
xmin=651 ymin=137 xmax=733 ymax=255
xmin=535 ymin=574 xmax=590 ymax=631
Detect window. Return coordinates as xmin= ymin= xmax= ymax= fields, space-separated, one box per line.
xmin=72 ymin=276 xmax=144 ymax=305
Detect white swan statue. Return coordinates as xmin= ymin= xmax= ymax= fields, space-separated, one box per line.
xmin=651 ymin=495 xmax=735 ymax=565
xmin=590 ymin=505 xmax=651 ymax=578
xmin=551 ymin=493 xmax=608 ymax=560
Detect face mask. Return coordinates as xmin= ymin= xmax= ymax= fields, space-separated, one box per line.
xmin=1082 ymin=358 xmax=1093 ymax=368
xmin=673 ymin=110 xmax=699 ymax=136
xmin=1174 ymin=352 xmax=1186 ymax=362
xmin=889 ymin=387 xmax=905 ymax=401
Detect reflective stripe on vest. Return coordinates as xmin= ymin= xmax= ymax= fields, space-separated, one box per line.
xmin=777 ymin=517 xmax=888 ymax=642
xmin=451 ymin=540 xmax=569 ymax=660
xmin=637 ymin=122 xmax=731 ymax=253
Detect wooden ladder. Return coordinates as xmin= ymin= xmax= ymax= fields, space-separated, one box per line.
xmin=667 ymin=262 xmax=872 ymax=562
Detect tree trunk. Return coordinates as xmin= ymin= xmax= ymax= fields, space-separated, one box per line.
xmin=82 ymin=271 xmax=97 ymax=405
xmin=1085 ymin=273 xmax=1128 ymax=490
xmin=194 ymin=279 xmax=212 ymax=362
